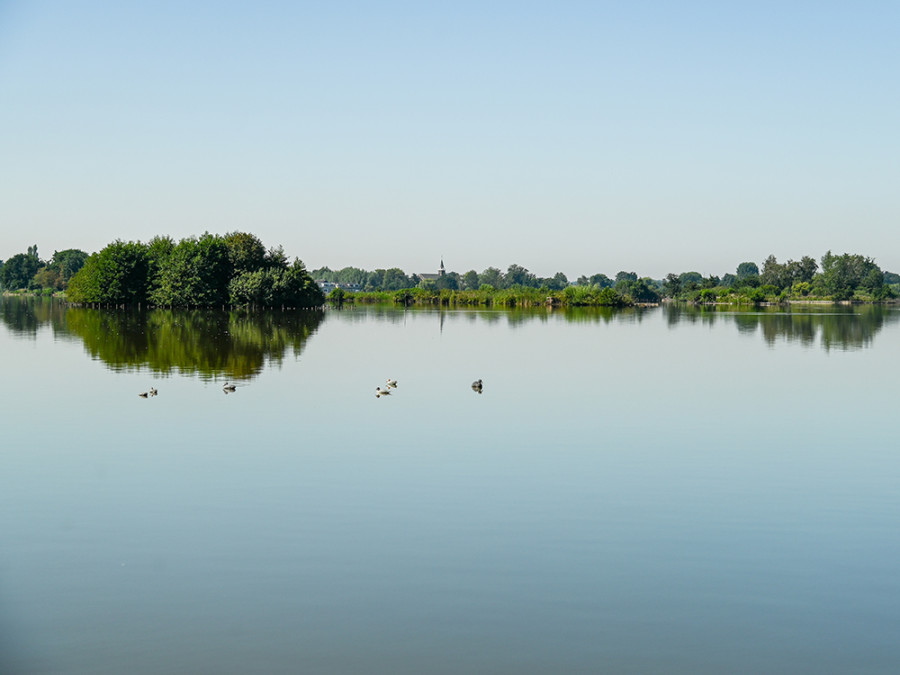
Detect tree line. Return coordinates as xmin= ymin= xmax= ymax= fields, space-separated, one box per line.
xmin=314 ymin=252 xmax=897 ymax=305
xmin=662 ymin=252 xmax=896 ymax=303
xmin=3 ymin=242 xmax=897 ymax=305
xmin=0 ymin=246 xmax=89 ymax=293
xmin=58 ymin=232 xmax=324 ymax=308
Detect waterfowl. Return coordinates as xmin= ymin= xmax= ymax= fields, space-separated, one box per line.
xmin=149 ymin=387 xmax=158 ymax=396
xmin=471 ymin=379 xmax=483 ymax=392
xmin=223 ymin=382 xmax=236 ymax=392
xmin=387 ymin=379 xmax=397 ymax=388
xmin=138 ymin=392 xmax=149 ymax=398
xmin=376 ymin=386 xmax=391 ymax=396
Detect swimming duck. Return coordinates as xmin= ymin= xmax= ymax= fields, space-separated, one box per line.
xmin=376 ymin=386 xmax=391 ymax=396
xmin=387 ymin=379 xmax=397 ymax=388
xmin=138 ymin=392 xmax=149 ymax=398
xmin=471 ymin=379 xmax=483 ymax=392
xmin=223 ymin=382 xmax=236 ymax=392
xmin=149 ymin=387 xmax=158 ymax=396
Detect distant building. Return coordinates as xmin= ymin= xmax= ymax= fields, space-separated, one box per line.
xmin=316 ymin=280 xmax=362 ymax=293
xmin=417 ymin=259 xmax=446 ymax=282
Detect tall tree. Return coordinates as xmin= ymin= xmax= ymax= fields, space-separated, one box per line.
xmin=1 ymin=253 xmax=42 ymax=290
xmin=505 ymin=264 xmax=537 ymax=288
xmin=736 ymin=262 xmax=760 ymax=281
xmin=479 ymin=267 xmax=504 ymax=289
xmin=67 ymin=240 xmax=150 ymax=304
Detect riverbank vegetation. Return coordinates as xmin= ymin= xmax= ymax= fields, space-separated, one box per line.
xmin=323 ymin=253 xmax=897 ymax=308
xmin=63 ymin=232 xmax=323 ymax=308
xmin=4 ymin=241 xmax=897 ymax=308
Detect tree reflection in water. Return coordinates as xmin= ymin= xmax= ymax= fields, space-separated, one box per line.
xmin=2 ymin=298 xmax=896 ymax=368
xmin=662 ymin=303 xmax=899 ymax=351
xmin=0 ymin=296 xmax=324 ymax=380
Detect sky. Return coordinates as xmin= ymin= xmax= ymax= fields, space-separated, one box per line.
xmin=1 ymin=1 xmax=897 ymax=279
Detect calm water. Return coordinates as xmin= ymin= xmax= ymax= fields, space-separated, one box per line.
xmin=2 ymin=297 xmax=899 ymax=674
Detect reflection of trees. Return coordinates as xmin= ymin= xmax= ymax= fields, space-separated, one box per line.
xmin=0 ymin=296 xmax=323 ymax=380
xmin=662 ymin=303 xmax=898 ymax=350
xmin=0 ymin=296 xmax=76 ymax=340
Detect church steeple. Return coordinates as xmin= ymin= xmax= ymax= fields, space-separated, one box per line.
xmin=439 ymin=258 xmax=445 ymax=276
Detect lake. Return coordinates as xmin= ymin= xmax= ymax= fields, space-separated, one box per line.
xmin=2 ymin=297 xmax=899 ymax=674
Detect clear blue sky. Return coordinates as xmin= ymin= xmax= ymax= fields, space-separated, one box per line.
xmin=1 ymin=1 xmax=897 ymax=279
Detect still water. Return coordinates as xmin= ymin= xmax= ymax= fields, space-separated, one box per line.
xmin=2 ymin=297 xmax=899 ymax=674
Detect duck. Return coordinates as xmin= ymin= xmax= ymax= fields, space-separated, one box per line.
xmin=471 ymin=379 xmax=483 ymax=392
xmin=149 ymin=387 xmax=158 ymax=396
xmin=376 ymin=386 xmax=391 ymax=396
xmin=138 ymin=391 xmax=149 ymax=398
xmin=223 ymin=382 xmax=237 ymax=392
xmin=386 ymin=379 xmax=397 ymax=388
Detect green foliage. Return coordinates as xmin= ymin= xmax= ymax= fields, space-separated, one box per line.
xmin=663 ymin=273 xmax=681 ymax=297
xmin=479 ymin=267 xmax=504 ymax=288
xmin=66 ymin=232 xmax=321 ymax=308
xmin=150 ymin=234 xmax=231 ymax=306
xmin=736 ymin=262 xmax=760 ymax=280
xmin=505 ymin=264 xmax=537 ymax=287
xmin=747 ymin=288 xmax=766 ymax=304
xmin=229 ymin=260 xmax=324 ymax=307
xmin=49 ymin=249 xmax=88 ymax=287
xmin=699 ymin=289 xmax=717 ymax=303
xmin=329 ymin=288 xmax=346 ymax=305
xmin=615 ymin=277 xmax=660 ymax=303
xmin=67 ymin=240 xmax=150 ymax=304
xmin=1 ymin=252 xmax=42 ymax=290
xmin=821 ymin=251 xmax=882 ymax=300
xmin=62 ymin=304 xmax=324 ymax=380
xmin=224 ymin=231 xmax=267 ymax=274
xmin=462 ymin=270 xmax=480 ymax=290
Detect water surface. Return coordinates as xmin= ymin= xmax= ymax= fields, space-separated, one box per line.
xmin=2 ymin=298 xmax=899 ymax=674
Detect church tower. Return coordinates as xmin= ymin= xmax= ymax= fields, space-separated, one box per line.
xmin=439 ymin=259 xmax=445 ymax=277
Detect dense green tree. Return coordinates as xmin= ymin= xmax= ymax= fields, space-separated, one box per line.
xmin=33 ymin=266 xmax=63 ymax=290
xmin=679 ymin=271 xmax=703 ymax=285
xmin=224 ymin=231 xmax=268 ymax=274
xmin=736 ymin=262 xmax=760 ymax=281
xmin=310 ymin=266 xmax=333 ymax=281
xmin=381 ymin=268 xmax=413 ymax=291
xmin=67 ymin=240 xmax=150 ymax=304
xmin=760 ymin=255 xmax=792 ymax=291
xmin=480 ymin=267 xmax=504 ymax=288
xmin=435 ymin=272 xmax=460 ymax=291
xmin=785 ymin=255 xmax=818 ymax=284
xmin=820 ymin=251 xmax=882 ymax=300
xmin=1 ymin=252 xmax=42 ymax=290
xmin=615 ymin=271 xmax=638 ymax=283
xmin=505 ymin=264 xmax=537 ymax=288
xmin=229 ymin=259 xmax=324 ymax=307
xmin=539 ymin=272 xmax=568 ymax=290
xmin=663 ymin=273 xmax=682 ymax=297
xmin=49 ymin=249 xmax=88 ymax=286
xmin=150 ymin=234 xmax=232 ymax=306
xmin=624 ymin=278 xmax=661 ymax=303
xmin=462 ymin=270 xmax=480 ymax=290
xmin=588 ymin=273 xmax=613 ymax=288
